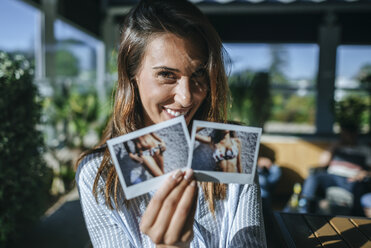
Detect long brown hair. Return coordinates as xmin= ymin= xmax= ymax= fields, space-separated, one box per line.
xmin=76 ymin=0 xmax=230 ymax=212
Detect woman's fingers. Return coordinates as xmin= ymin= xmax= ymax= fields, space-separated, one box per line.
xmin=180 ymin=181 xmax=198 ymax=243
xmin=140 ymin=170 xmax=184 ymax=233
xmin=163 ymin=179 xmax=198 ymax=245
xmin=140 ymin=169 xmax=197 ymax=245
xmin=147 ymin=169 xmax=194 ymax=244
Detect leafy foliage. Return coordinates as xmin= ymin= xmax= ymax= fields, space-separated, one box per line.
xmin=44 ymin=84 xmax=104 ymax=148
xmin=55 ymin=49 xmax=79 ymax=77
xmin=270 ymin=93 xmax=315 ymax=124
xmin=269 ymin=45 xmax=290 ymax=86
xmin=357 ymin=63 xmax=371 ymax=87
xmin=40 ymin=48 xmax=113 ymax=195
xmin=0 ymin=51 xmax=52 ymax=246
xmin=228 ymin=45 xmax=317 ymax=129
xmin=228 ymin=70 xmax=254 ymax=123
xmin=229 ymin=71 xmax=272 ymax=127
xmin=43 ymin=48 xmax=112 ymax=149
xmin=334 ymin=95 xmax=368 ymax=132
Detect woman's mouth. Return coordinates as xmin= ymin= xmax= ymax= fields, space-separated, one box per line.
xmin=164 ymin=107 xmax=190 ymax=118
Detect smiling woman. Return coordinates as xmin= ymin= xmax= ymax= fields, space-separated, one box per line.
xmin=136 ymin=33 xmax=209 ymax=126
xmin=75 ymin=0 xmax=266 ymax=247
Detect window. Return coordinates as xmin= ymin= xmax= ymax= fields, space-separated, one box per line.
xmin=0 ymin=0 xmax=39 ymax=59
xmin=224 ymin=43 xmax=319 ymax=134
xmin=335 ymin=45 xmax=371 ymax=134
xmin=54 ymin=19 xmax=101 ymax=87
xmin=42 ymin=19 xmax=106 ymax=148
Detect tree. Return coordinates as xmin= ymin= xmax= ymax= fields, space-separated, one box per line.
xmin=357 ymin=63 xmax=371 ymax=87
xmin=55 ymin=49 xmax=79 ymax=77
xmin=269 ymin=45 xmax=289 ymax=86
xmin=229 ymin=70 xmax=272 ymax=128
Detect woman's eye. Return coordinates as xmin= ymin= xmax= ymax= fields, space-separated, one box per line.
xmin=191 ymin=69 xmax=207 ymax=89
xmin=193 ymin=68 xmax=206 ymax=78
xmin=158 ymin=71 xmax=176 ymax=80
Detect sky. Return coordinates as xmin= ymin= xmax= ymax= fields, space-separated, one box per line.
xmin=1 ymin=0 xmax=371 ymax=82
xmin=0 ymin=0 xmax=37 ymax=52
xmin=0 ymin=0 xmax=100 ymax=70
xmin=224 ymin=43 xmax=319 ymax=80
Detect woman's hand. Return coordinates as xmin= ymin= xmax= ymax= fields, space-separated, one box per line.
xmin=140 ymin=169 xmax=198 ymax=247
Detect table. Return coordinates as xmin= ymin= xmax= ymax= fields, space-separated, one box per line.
xmin=274 ymin=211 xmax=371 ymax=248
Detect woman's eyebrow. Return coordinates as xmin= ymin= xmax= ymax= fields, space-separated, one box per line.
xmin=152 ymin=66 xmax=180 ymax=72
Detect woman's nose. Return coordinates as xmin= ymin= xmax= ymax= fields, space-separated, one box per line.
xmin=174 ymin=76 xmax=192 ymax=107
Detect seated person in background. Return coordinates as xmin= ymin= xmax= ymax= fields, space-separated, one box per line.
xmin=257 ymin=144 xmax=282 ymax=211
xmin=361 ymin=193 xmax=371 ymax=218
xmin=301 ymin=126 xmax=371 ymax=215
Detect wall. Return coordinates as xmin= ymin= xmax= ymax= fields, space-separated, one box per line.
xmin=261 ymin=135 xmax=332 ymax=198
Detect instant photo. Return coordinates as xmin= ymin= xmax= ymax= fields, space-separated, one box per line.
xmin=188 ymin=121 xmax=262 ymax=184
xmin=107 ymin=117 xmax=190 ymax=199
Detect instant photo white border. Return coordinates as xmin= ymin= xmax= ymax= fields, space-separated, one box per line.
xmin=188 ymin=120 xmax=262 ymax=184
xmin=107 ymin=116 xmax=190 ymax=199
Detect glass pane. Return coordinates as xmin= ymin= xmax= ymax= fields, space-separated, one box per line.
xmin=336 ymin=45 xmax=371 ymax=89
xmin=225 ymin=43 xmax=318 ymax=133
xmin=224 ymin=43 xmax=318 ymax=87
xmin=0 ymin=0 xmax=39 ymax=59
xmin=335 ymin=45 xmax=371 ymax=134
xmin=54 ymin=19 xmax=100 ymax=85
xmin=43 ymin=19 xmax=107 ymax=148
xmin=266 ymin=90 xmax=316 ymax=134
xmin=333 ymin=89 xmax=370 ymax=134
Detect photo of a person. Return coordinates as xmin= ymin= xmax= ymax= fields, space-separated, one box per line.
xmin=189 ymin=121 xmax=261 ymax=184
xmin=110 ymin=120 xmax=189 ymax=191
xmin=195 ymin=128 xmax=242 ymax=173
xmin=124 ymin=133 xmax=166 ymax=177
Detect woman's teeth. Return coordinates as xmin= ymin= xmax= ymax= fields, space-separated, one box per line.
xmin=166 ymin=108 xmax=187 ymax=117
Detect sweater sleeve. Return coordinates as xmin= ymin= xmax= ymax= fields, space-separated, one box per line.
xmin=76 ymin=154 xmax=135 ymax=248
xmin=228 ymin=177 xmax=267 ymax=247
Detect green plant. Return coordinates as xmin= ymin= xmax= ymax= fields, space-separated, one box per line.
xmin=55 ymin=49 xmax=79 ymax=77
xmin=229 ymin=71 xmax=272 ymax=128
xmin=270 ymin=94 xmax=315 ymax=124
xmin=0 ymin=51 xmax=52 ymax=246
xmin=44 ymin=83 xmax=110 ymax=149
xmin=357 ymin=63 xmax=371 ymax=87
xmin=228 ymin=70 xmax=253 ymax=123
xmin=247 ymin=72 xmax=272 ymax=127
xmin=334 ymin=95 xmax=368 ymax=132
xmin=60 ymin=164 xmax=76 ymax=189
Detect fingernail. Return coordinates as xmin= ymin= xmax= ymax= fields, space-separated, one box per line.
xmin=191 ymin=180 xmax=196 ymax=187
xmin=184 ymin=169 xmax=193 ymax=181
xmin=172 ymin=170 xmax=183 ymax=181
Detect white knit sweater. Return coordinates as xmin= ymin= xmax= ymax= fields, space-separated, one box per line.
xmin=76 ymin=152 xmax=267 ymax=247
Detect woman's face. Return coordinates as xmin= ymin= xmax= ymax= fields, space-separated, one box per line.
xmin=135 ymin=33 xmax=209 ymax=126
